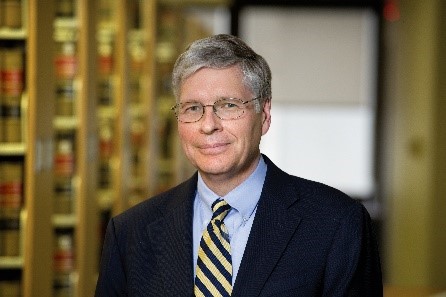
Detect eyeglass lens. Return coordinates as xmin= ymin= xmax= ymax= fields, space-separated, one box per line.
xmin=175 ymin=98 xmax=248 ymax=123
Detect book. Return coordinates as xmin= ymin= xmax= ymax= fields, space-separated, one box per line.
xmin=1 ymin=0 xmax=22 ymax=29
xmin=0 ymin=161 xmax=23 ymax=257
xmin=0 ymin=46 xmax=24 ymax=143
xmin=0 ymin=269 xmax=21 ymax=297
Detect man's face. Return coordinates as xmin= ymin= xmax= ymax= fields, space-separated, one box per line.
xmin=177 ymin=65 xmax=271 ymax=183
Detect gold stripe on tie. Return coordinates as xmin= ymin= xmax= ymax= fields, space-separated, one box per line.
xmin=194 ymin=199 xmax=232 ymax=297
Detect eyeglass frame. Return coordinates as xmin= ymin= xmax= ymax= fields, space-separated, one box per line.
xmin=170 ymin=97 xmax=263 ymax=123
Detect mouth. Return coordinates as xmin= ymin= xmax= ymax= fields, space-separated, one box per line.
xmin=197 ymin=142 xmax=229 ymax=154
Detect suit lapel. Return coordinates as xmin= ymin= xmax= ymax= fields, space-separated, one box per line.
xmin=232 ymin=158 xmax=302 ymax=297
xmin=143 ymin=158 xmax=301 ymax=296
xmin=146 ymin=176 xmax=197 ymax=297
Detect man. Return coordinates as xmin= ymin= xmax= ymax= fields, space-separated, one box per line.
xmin=95 ymin=34 xmax=382 ymax=296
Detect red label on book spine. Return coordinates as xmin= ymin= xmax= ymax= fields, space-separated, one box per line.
xmin=54 ymin=154 xmax=75 ymax=176
xmin=55 ymin=56 xmax=77 ymax=79
xmin=1 ymin=70 xmax=24 ymax=96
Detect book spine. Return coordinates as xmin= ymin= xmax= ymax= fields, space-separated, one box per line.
xmin=97 ymin=30 xmax=114 ymax=107
xmin=98 ymin=121 xmax=113 ymax=189
xmin=0 ymin=161 xmax=23 ymax=257
xmin=54 ymin=133 xmax=75 ymax=215
xmin=54 ymin=177 xmax=73 ymax=215
xmin=53 ymin=231 xmax=75 ymax=296
xmin=1 ymin=0 xmax=22 ymax=29
xmin=55 ymin=0 xmax=75 ymax=18
xmin=56 ymin=80 xmax=75 ymax=117
xmin=0 ymin=269 xmax=22 ymax=297
xmin=0 ymin=46 xmax=24 ymax=143
xmin=54 ymin=137 xmax=75 ymax=177
xmin=54 ymin=41 xmax=77 ymax=118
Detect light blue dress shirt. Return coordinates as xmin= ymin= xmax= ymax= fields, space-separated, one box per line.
xmin=193 ymin=156 xmax=267 ymax=285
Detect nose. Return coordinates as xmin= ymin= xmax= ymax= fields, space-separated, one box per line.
xmin=200 ymin=105 xmax=222 ymax=134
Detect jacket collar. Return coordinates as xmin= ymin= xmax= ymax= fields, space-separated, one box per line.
xmin=146 ymin=174 xmax=198 ymax=296
xmin=146 ymin=155 xmax=302 ymax=296
xmin=232 ymin=155 xmax=302 ymax=296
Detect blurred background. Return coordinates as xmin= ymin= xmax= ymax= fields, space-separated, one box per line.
xmin=0 ymin=0 xmax=444 ymax=296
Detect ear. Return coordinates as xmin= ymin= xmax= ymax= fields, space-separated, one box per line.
xmin=261 ymin=99 xmax=271 ymax=136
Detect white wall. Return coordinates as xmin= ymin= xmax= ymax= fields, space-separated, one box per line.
xmin=260 ymin=104 xmax=375 ymax=198
xmin=240 ymin=7 xmax=378 ymax=198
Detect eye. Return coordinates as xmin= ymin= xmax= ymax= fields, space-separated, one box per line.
xmin=181 ymin=103 xmax=202 ymax=114
xmin=223 ymin=102 xmax=238 ymax=109
xmin=217 ymin=99 xmax=242 ymax=110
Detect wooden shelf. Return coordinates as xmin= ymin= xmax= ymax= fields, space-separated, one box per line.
xmin=53 ymin=116 xmax=79 ymax=130
xmin=97 ymin=106 xmax=117 ymax=119
xmin=0 ymin=2 xmax=229 ymax=297
xmin=53 ymin=17 xmax=79 ymax=30
xmin=159 ymin=0 xmax=232 ymax=6
xmin=0 ymin=257 xmax=24 ymax=269
xmin=0 ymin=143 xmax=26 ymax=155
xmin=0 ymin=28 xmax=27 ymax=39
xmin=52 ymin=214 xmax=77 ymax=228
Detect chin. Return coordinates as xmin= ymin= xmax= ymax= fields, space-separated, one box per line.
xmin=196 ymin=160 xmax=233 ymax=176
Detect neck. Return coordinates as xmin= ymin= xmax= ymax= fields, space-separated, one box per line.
xmin=200 ymin=154 xmax=261 ymax=196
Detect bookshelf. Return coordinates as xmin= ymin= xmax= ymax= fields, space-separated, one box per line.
xmin=149 ymin=1 xmax=230 ymax=197
xmin=96 ymin=0 xmax=118 ymax=217
xmin=0 ymin=0 xmax=32 ymax=296
xmin=52 ymin=0 xmax=99 ymax=296
xmin=118 ymin=0 xmax=156 ymax=209
xmin=0 ymin=0 xmax=230 ymax=296
xmin=102 ymin=0 xmax=225 ymax=214
xmin=0 ymin=0 xmax=99 ymax=296
xmin=52 ymin=2 xmax=79 ymax=295
xmin=95 ymin=0 xmax=157 ymax=218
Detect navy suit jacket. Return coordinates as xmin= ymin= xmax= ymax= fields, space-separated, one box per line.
xmin=95 ymin=155 xmax=382 ymax=296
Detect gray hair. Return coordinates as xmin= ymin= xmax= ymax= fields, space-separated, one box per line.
xmin=171 ymin=34 xmax=272 ymax=102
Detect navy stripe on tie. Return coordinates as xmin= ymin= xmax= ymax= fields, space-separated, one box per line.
xmin=200 ymin=239 xmax=232 ymax=281
xmin=196 ymin=257 xmax=230 ymax=295
xmin=207 ymin=224 xmax=231 ymax=264
xmin=194 ymin=199 xmax=232 ymax=296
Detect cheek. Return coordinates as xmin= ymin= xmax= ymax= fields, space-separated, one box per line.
xmin=178 ymin=125 xmax=192 ymax=141
xmin=178 ymin=130 xmax=195 ymax=158
xmin=234 ymin=119 xmax=262 ymax=148
xmin=178 ymin=126 xmax=200 ymax=157
xmin=177 ymin=128 xmax=192 ymax=151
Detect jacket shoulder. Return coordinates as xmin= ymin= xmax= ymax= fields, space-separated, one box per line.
xmin=263 ymin=155 xmax=364 ymax=220
xmin=112 ymin=173 xmax=198 ymax=229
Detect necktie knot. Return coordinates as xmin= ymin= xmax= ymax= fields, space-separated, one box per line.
xmin=211 ymin=199 xmax=231 ymax=221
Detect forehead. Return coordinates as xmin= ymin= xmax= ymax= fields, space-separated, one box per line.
xmin=179 ymin=66 xmax=251 ymax=100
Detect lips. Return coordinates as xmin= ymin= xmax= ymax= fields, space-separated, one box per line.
xmin=197 ymin=142 xmax=230 ymax=154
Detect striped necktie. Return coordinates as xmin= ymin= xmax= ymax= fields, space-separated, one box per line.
xmin=194 ymin=199 xmax=232 ymax=297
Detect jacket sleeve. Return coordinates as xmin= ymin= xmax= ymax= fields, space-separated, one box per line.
xmin=322 ymin=203 xmax=383 ymax=297
xmin=95 ymin=218 xmax=128 ymax=297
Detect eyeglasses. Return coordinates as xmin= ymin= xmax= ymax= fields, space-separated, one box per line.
xmin=171 ymin=97 xmax=261 ymax=123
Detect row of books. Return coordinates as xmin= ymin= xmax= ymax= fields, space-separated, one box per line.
xmin=53 ymin=8 xmax=77 ymax=296
xmin=0 ymin=160 xmax=23 ymax=258
xmin=55 ymin=40 xmax=78 ymax=117
xmin=54 ymin=133 xmax=76 ymax=215
xmin=53 ymin=230 xmax=75 ymax=297
xmin=0 ymin=269 xmax=21 ymax=297
xmin=0 ymin=0 xmax=22 ymax=30
xmin=1 ymin=9 xmax=24 ymax=296
xmin=0 ymin=45 xmax=24 ymax=143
